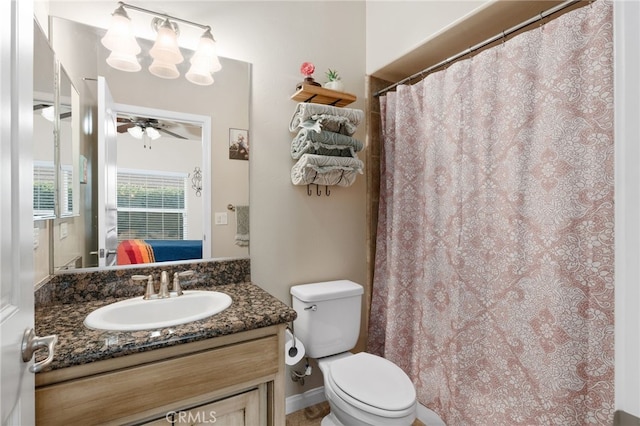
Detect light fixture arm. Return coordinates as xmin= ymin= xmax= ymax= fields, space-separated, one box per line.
xmin=117 ymin=1 xmax=212 ymax=32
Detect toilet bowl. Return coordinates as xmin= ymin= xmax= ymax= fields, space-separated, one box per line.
xmin=290 ymin=280 xmax=418 ymax=426
xmin=318 ymin=352 xmax=417 ymax=426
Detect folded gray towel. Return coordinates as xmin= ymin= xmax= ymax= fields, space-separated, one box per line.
xmin=234 ymin=205 xmax=249 ymax=247
xmin=289 ymin=103 xmax=364 ymax=135
xmin=291 ymin=127 xmax=364 ymax=160
xmin=291 ymin=154 xmax=364 ymax=187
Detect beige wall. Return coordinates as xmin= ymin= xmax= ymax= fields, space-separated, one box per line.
xmin=365 ymin=0 xmax=488 ymax=75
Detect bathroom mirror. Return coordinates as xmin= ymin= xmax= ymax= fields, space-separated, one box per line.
xmin=33 ymin=19 xmax=80 ymax=222
xmin=57 ymin=65 xmax=80 ymax=218
xmin=48 ymin=16 xmax=250 ymax=272
xmin=33 ymin=20 xmax=56 ymax=220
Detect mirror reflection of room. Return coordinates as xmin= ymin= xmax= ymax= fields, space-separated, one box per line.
xmin=31 ymin=15 xmax=250 ymax=278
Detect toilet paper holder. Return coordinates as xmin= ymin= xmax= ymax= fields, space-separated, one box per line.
xmin=286 ymin=325 xmax=298 ymax=358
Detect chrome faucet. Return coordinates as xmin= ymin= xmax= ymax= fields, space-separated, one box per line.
xmin=132 ymin=274 xmax=156 ymax=300
xmin=158 ymin=271 xmax=170 ymax=298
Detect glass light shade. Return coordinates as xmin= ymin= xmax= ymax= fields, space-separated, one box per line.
xmin=101 ymin=6 xmax=140 ymax=55
xmin=127 ymin=125 xmax=144 ymax=139
xmin=149 ymin=19 xmax=184 ymax=64
xmin=148 ymin=59 xmax=180 ymax=79
xmin=106 ymin=51 xmax=141 ymax=72
xmin=191 ymin=30 xmax=222 ymax=73
xmin=41 ymin=106 xmax=55 ymax=122
xmin=145 ymin=127 xmax=161 ymax=140
xmin=186 ymin=58 xmax=214 ymax=86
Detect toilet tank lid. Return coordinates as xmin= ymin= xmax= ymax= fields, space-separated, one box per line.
xmin=291 ymin=280 xmax=363 ymax=302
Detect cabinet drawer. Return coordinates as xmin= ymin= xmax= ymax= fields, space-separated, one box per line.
xmin=36 ymin=335 xmax=278 ymax=425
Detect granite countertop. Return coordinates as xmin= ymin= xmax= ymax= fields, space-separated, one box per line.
xmin=35 ymin=282 xmax=297 ymax=372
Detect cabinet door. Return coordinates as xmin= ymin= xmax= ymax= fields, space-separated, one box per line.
xmin=176 ymin=389 xmax=259 ymax=426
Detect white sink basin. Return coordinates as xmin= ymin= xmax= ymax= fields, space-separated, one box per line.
xmin=84 ymin=290 xmax=232 ymax=331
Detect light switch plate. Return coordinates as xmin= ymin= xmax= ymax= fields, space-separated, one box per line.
xmin=60 ymin=222 xmax=68 ymax=239
xmin=215 ymin=212 xmax=228 ymax=225
xmin=33 ymin=227 xmax=39 ymax=249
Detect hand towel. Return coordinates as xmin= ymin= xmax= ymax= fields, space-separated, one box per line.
xmin=234 ymin=205 xmax=249 ymax=247
xmin=291 ymin=154 xmax=364 ymax=187
xmin=289 ymin=103 xmax=364 ymax=135
xmin=291 ymin=128 xmax=364 ymax=160
xmin=296 ymin=115 xmax=358 ymax=136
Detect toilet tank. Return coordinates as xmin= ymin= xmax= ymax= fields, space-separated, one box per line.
xmin=290 ymin=280 xmax=364 ymax=358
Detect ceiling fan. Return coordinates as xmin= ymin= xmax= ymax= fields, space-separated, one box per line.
xmin=116 ymin=116 xmax=188 ymax=140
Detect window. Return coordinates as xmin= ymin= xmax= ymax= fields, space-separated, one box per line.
xmin=34 ymin=161 xmax=55 ymax=219
xmin=60 ymin=164 xmax=73 ymax=216
xmin=117 ymin=169 xmax=188 ymax=241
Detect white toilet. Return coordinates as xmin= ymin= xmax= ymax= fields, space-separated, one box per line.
xmin=291 ymin=280 xmax=417 ymax=426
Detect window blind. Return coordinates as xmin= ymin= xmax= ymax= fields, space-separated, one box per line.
xmin=117 ymin=169 xmax=188 ymax=241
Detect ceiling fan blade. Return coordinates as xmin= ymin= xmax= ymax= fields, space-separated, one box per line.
xmin=117 ymin=122 xmax=135 ymax=133
xmin=157 ymin=127 xmax=187 ymax=139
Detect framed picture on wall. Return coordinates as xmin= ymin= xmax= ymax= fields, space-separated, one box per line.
xmin=229 ymin=128 xmax=249 ymax=161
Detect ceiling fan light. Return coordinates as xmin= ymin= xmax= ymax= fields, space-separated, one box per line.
xmin=146 ymin=127 xmax=161 ymax=140
xmin=127 ymin=125 xmax=144 ymax=139
xmin=148 ymin=59 xmax=180 ymax=79
xmin=101 ymin=5 xmax=140 ymax=55
xmin=186 ymin=60 xmax=214 ymax=86
xmin=106 ymin=51 xmax=141 ymax=72
xmin=149 ymin=19 xmax=184 ymax=64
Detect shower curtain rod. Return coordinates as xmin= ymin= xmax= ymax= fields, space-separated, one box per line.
xmin=373 ymin=0 xmax=585 ymax=98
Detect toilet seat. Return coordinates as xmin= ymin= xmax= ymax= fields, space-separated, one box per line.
xmin=327 ymin=352 xmax=416 ymax=418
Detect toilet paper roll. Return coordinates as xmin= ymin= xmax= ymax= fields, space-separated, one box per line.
xmin=285 ymin=328 xmax=305 ymax=366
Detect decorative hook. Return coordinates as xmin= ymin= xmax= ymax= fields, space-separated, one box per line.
xmin=307 ymin=185 xmax=312 ymax=196
xmin=325 ymin=186 xmax=330 ymax=196
xmin=190 ymin=166 xmax=202 ymax=197
xmin=316 ymin=185 xmax=322 ymax=196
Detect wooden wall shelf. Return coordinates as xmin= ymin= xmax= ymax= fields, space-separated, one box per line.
xmin=291 ymin=84 xmax=357 ymax=107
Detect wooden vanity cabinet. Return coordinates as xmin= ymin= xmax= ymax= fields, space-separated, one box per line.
xmin=35 ymin=325 xmax=286 ymax=426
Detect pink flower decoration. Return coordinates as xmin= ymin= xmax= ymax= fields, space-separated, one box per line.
xmin=300 ymin=62 xmax=315 ymax=77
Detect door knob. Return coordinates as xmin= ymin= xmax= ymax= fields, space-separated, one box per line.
xmin=21 ymin=328 xmax=57 ymax=373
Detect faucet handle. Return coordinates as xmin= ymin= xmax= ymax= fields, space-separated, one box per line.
xmin=173 ymin=270 xmax=194 ymax=296
xmin=132 ymin=274 xmax=155 ymax=300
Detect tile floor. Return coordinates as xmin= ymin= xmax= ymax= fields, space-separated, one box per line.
xmin=285 ymin=402 xmax=427 ymax=426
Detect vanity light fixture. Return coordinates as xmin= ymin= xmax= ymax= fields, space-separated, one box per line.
xmin=101 ymin=1 xmax=222 ymax=85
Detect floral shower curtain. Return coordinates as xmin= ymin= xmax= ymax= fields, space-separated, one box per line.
xmin=368 ymin=1 xmax=614 ymax=425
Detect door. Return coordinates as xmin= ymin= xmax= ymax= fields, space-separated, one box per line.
xmin=97 ymin=76 xmax=118 ymax=267
xmin=1 ymin=0 xmax=35 ymax=423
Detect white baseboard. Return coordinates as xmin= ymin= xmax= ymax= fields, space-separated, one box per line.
xmin=285 ymin=387 xmax=446 ymax=425
xmin=285 ymin=386 xmax=326 ymax=414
